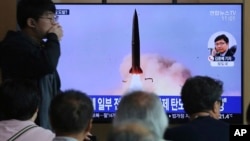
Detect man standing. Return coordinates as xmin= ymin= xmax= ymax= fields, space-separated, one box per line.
xmin=0 ymin=0 xmax=63 ymax=129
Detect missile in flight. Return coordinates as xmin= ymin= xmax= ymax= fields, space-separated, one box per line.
xmin=129 ymin=9 xmax=143 ymax=74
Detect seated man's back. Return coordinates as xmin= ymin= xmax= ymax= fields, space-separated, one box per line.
xmin=0 ymin=79 xmax=55 ymax=141
xmin=164 ymin=75 xmax=229 ymax=141
xmin=165 ymin=116 xmax=229 ymax=141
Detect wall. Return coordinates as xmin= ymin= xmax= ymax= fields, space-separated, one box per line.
xmin=0 ymin=0 xmax=249 ymax=141
xmin=0 ymin=1 xmax=16 ymax=40
xmin=243 ymin=0 xmax=250 ymax=126
xmin=0 ymin=1 xmax=16 ymax=83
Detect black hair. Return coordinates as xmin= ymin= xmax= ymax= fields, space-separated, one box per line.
xmin=214 ymin=34 xmax=229 ymax=44
xmin=0 ymin=79 xmax=40 ymax=120
xmin=181 ymin=76 xmax=223 ymax=115
xmin=17 ymin=0 xmax=56 ymax=29
xmin=49 ymin=89 xmax=94 ymax=134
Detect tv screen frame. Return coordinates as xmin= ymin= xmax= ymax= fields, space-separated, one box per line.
xmin=55 ymin=3 xmax=243 ymax=124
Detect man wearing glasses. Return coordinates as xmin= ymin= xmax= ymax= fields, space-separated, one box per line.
xmin=164 ymin=75 xmax=229 ymax=141
xmin=0 ymin=0 xmax=63 ymax=130
xmin=211 ymin=34 xmax=236 ymax=61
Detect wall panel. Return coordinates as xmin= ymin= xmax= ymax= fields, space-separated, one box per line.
xmin=53 ymin=0 xmax=102 ymax=3
xmin=243 ymin=0 xmax=250 ymax=124
xmin=0 ymin=1 xmax=16 ymax=40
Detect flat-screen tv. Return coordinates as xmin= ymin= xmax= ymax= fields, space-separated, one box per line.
xmin=55 ymin=3 xmax=243 ymax=124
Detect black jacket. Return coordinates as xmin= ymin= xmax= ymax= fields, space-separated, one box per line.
xmin=0 ymin=30 xmax=61 ymax=129
xmin=0 ymin=31 xmax=60 ymax=81
xmin=164 ymin=116 xmax=229 ymax=141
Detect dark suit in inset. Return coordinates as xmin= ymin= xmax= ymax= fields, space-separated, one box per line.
xmin=215 ymin=46 xmax=236 ymax=61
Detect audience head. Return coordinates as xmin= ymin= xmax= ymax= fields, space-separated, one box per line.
xmin=246 ymin=102 xmax=250 ymax=125
xmin=0 ymin=79 xmax=40 ymax=121
xmin=181 ymin=75 xmax=223 ymax=119
xmin=107 ymin=120 xmax=161 ymax=141
xmin=113 ymin=90 xmax=168 ymax=138
xmin=17 ymin=0 xmax=56 ymax=29
xmin=49 ymin=89 xmax=93 ymax=138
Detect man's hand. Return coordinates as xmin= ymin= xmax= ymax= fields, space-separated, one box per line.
xmin=48 ymin=23 xmax=63 ymax=41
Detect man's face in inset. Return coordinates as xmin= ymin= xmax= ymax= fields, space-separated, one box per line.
xmin=215 ymin=39 xmax=229 ymax=54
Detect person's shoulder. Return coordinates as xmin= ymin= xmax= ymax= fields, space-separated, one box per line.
xmin=1 ymin=31 xmax=26 ymax=46
xmin=225 ymin=46 xmax=237 ymax=57
xmin=32 ymin=125 xmax=55 ymax=134
xmin=164 ymin=124 xmax=191 ymax=137
xmin=200 ymin=116 xmax=229 ymax=126
xmin=2 ymin=31 xmax=21 ymax=40
xmin=28 ymin=125 xmax=55 ymax=140
xmin=53 ymin=136 xmax=78 ymax=141
xmin=164 ymin=124 xmax=194 ymax=141
xmin=164 ymin=118 xmax=229 ymax=141
xmin=189 ymin=116 xmax=228 ymax=129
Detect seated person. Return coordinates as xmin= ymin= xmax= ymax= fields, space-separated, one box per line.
xmin=164 ymin=75 xmax=229 ymax=141
xmin=107 ymin=120 xmax=162 ymax=141
xmin=49 ymin=89 xmax=94 ymax=141
xmin=113 ymin=90 xmax=168 ymax=140
xmin=0 ymin=79 xmax=55 ymax=141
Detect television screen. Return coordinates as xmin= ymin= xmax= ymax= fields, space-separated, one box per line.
xmin=55 ymin=3 xmax=243 ymax=124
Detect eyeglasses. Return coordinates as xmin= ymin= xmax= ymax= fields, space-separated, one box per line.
xmin=39 ymin=15 xmax=59 ymax=23
xmin=216 ymin=98 xmax=223 ymax=106
xmin=215 ymin=42 xmax=226 ymax=46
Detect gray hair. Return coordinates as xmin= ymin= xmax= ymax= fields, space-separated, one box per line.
xmin=113 ymin=91 xmax=168 ymax=138
xmin=108 ymin=120 xmax=162 ymax=141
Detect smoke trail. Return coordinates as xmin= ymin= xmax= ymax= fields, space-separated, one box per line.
xmin=113 ymin=53 xmax=192 ymax=95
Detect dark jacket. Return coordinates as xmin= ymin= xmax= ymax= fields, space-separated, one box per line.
xmin=215 ymin=46 xmax=237 ymax=61
xmin=0 ymin=30 xmax=61 ymax=129
xmin=164 ymin=116 xmax=229 ymax=141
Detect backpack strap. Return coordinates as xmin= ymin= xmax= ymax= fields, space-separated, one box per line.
xmin=7 ymin=124 xmax=38 ymax=141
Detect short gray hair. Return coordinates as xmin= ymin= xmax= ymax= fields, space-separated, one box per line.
xmin=108 ymin=120 xmax=162 ymax=141
xmin=113 ymin=91 xmax=168 ymax=138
